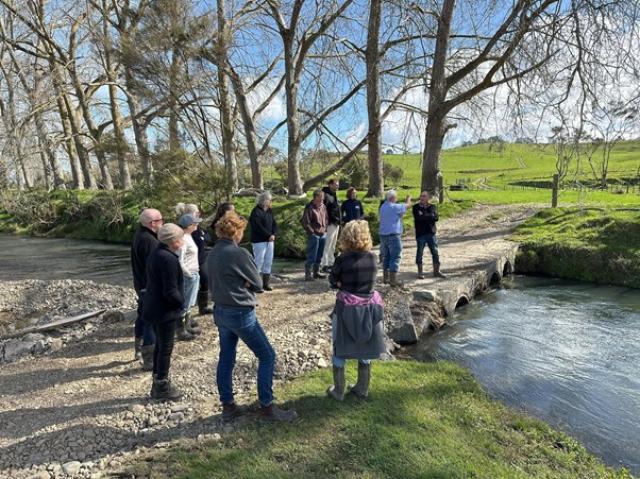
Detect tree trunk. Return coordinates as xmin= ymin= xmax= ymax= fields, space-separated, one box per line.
xmin=421 ymin=0 xmax=456 ymax=196
xmin=168 ymin=44 xmax=182 ymax=151
xmin=102 ymin=0 xmax=131 ymax=189
xmin=216 ymin=0 xmax=239 ymax=191
xmin=229 ymin=68 xmax=263 ymax=189
xmin=283 ymin=32 xmax=303 ymax=196
xmin=39 ymin=150 xmax=51 ymax=189
xmin=365 ymin=0 xmax=383 ymax=197
xmin=123 ymin=67 xmax=152 ymax=184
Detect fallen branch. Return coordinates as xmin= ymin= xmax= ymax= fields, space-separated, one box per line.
xmin=0 ymin=309 xmax=106 ymax=340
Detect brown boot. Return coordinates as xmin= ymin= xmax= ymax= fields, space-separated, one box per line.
xmin=434 ymin=263 xmax=446 ymax=279
xmin=313 ymin=264 xmax=326 ymax=279
xmin=383 ymin=270 xmax=389 ymax=284
xmin=417 ymin=264 xmax=424 ymax=279
xmin=260 ymin=404 xmax=298 ymax=422
xmin=389 ymin=272 xmax=403 ymax=288
xmin=140 ymin=345 xmax=155 ymax=371
xmin=305 ymin=264 xmax=314 ymax=282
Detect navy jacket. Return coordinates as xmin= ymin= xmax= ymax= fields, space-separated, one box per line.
xmin=142 ymin=243 xmax=184 ymax=324
xmin=341 ymin=199 xmax=365 ymax=223
xmin=192 ymin=225 xmax=211 ymax=265
xmin=413 ymin=203 xmax=438 ymax=236
xmin=322 ymin=186 xmax=341 ymax=225
xmin=131 ymin=226 xmax=158 ymax=293
xmin=249 ymin=206 xmax=278 ymax=243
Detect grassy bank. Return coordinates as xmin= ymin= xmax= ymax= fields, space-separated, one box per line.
xmin=0 ymin=189 xmax=472 ymax=258
xmin=512 ymin=207 xmax=640 ymax=288
xmin=129 ymin=361 xmax=631 ymax=479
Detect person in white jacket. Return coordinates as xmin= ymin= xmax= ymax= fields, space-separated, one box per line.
xmin=177 ymin=213 xmax=202 ymax=340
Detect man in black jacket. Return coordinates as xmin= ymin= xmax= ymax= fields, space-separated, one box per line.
xmin=143 ymin=223 xmax=185 ymax=401
xmin=130 ymin=208 xmax=163 ymax=368
xmin=321 ymin=179 xmax=341 ymax=272
xmin=412 ymin=191 xmax=446 ymax=279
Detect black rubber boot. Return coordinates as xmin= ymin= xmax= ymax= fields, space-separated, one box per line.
xmin=184 ymin=312 xmax=201 ymax=336
xmin=389 ymin=272 xmax=403 ymax=288
xmin=417 ymin=264 xmax=424 ymax=279
xmin=150 ymin=378 xmax=182 ymax=401
xmin=262 ymin=274 xmax=273 ymax=291
xmin=313 ymin=264 xmax=326 ymax=279
xmin=326 ymin=366 xmax=345 ymax=401
xmin=434 ymin=263 xmax=446 ymax=279
xmin=348 ymin=362 xmax=371 ymax=399
xmin=140 ymin=345 xmax=155 ymax=371
xmin=305 ymin=265 xmax=314 ymax=282
xmin=134 ymin=336 xmax=143 ymax=361
xmin=176 ymin=316 xmax=196 ymax=341
xmin=383 ymin=270 xmax=389 ymax=284
xmin=197 ymin=290 xmax=213 ymax=315
xmin=260 ymin=404 xmax=298 ymax=422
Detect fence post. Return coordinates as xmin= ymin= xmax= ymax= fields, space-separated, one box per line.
xmin=551 ymin=174 xmax=559 ymax=208
xmin=438 ymin=175 xmax=444 ymax=203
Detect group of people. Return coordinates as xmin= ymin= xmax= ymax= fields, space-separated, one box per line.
xmin=129 ymin=180 xmax=445 ymax=423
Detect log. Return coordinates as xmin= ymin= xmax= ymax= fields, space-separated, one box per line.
xmin=0 ymin=309 xmax=106 ymax=340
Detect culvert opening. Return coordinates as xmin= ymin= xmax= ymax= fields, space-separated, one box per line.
xmin=455 ymin=296 xmax=470 ymax=310
xmin=489 ymin=272 xmax=501 ymax=287
xmin=503 ymin=261 xmax=513 ymax=277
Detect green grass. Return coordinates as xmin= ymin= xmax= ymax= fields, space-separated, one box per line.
xmin=512 ymin=207 xmax=640 ymax=287
xmin=137 ymin=361 xmax=631 ymax=479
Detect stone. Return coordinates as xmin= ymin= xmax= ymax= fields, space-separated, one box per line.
xmin=49 ymin=338 xmax=63 ymax=353
xmin=26 ymin=472 xmax=50 ymax=479
xmin=62 ymin=461 xmax=82 ymax=476
xmin=317 ymin=357 xmax=329 ymax=368
xmin=22 ymin=333 xmax=46 ymax=342
xmin=3 ymin=339 xmax=37 ymax=361
xmin=169 ymin=412 xmax=184 ymax=423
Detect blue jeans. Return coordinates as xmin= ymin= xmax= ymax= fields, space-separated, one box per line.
xmin=380 ymin=234 xmax=402 ymax=273
xmin=213 ymin=305 xmax=276 ymax=407
xmin=135 ymin=291 xmax=155 ymax=346
xmin=182 ymin=272 xmax=200 ymax=315
xmin=253 ymin=242 xmax=274 ymax=274
xmin=416 ymin=234 xmax=440 ymax=266
xmin=306 ymin=234 xmax=326 ymax=267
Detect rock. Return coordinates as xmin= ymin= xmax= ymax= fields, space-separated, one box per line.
xmin=62 ymin=461 xmax=82 ymax=476
xmin=317 ymin=357 xmax=328 ymax=368
xmin=102 ymin=310 xmax=124 ymax=323
xmin=22 ymin=333 xmax=46 ymax=342
xmin=26 ymin=472 xmax=50 ymax=479
xmin=49 ymin=338 xmax=63 ymax=353
xmin=169 ymin=412 xmax=184 ymax=423
xmin=385 ymin=300 xmax=418 ymax=344
xmin=33 ymin=340 xmax=47 ymax=355
xmin=3 ymin=339 xmax=37 ymax=361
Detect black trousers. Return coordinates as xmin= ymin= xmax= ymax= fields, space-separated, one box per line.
xmin=199 ymin=264 xmax=209 ymax=291
xmin=152 ymin=319 xmax=177 ymax=380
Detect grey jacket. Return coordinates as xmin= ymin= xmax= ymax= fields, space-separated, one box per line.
xmin=206 ymin=238 xmax=263 ymax=308
xmin=331 ymin=292 xmax=386 ymax=360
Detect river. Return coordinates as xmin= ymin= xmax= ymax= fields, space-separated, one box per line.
xmin=413 ymin=276 xmax=640 ymax=474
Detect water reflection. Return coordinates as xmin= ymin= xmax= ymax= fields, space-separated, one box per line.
xmin=413 ymin=276 xmax=640 ymax=474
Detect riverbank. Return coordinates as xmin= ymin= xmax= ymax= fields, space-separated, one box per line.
xmin=124 ymin=360 xmax=631 ymax=479
xmin=512 ymin=207 xmax=640 ymax=288
xmin=0 ymin=189 xmax=472 ymax=258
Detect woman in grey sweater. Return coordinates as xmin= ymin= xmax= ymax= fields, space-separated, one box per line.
xmin=206 ymin=211 xmax=297 ymax=423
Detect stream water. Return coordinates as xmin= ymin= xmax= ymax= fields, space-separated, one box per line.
xmin=413 ymin=276 xmax=640 ymax=474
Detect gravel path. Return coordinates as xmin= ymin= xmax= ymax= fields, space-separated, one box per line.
xmin=0 ymin=204 xmax=536 ymax=479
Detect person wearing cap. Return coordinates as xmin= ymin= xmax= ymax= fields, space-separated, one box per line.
xmin=142 ymin=223 xmax=186 ymax=401
xmin=379 ymin=189 xmax=411 ymax=287
xmin=206 ymin=211 xmax=297 ymax=423
xmin=177 ymin=213 xmax=202 ymax=340
xmin=249 ymin=192 xmax=277 ymax=291
xmin=130 ymin=208 xmax=162 ymax=370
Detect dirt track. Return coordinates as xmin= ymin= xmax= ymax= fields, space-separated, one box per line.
xmin=0 ymin=204 xmax=536 ymax=479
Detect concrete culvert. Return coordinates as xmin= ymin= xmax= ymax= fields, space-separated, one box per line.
xmin=503 ymin=260 xmax=513 ymax=277
xmin=489 ymin=272 xmax=501 ymax=287
xmin=455 ymin=296 xmax=470 ymax=309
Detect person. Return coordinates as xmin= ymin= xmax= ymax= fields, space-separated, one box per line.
xmin=249 ymin=192 xmax=277 ymax=291
xmin=301 ymin=189 xmax=329 ymax=281
xmin=210 ymin=202 xmax=235 ymax=241
xmin=176 ymin=203 xmax=213 ymax=315
xmin=328 ymin=220 xmax=385 ymax=401
xmin=177 ymin=213 xmax=203 ymax=340
xmin=206 ymin=212 xmax=297 ymax=422
xmin=320 ymin=179 xmax=341 ymax=272
xmin=341 ymin=187 xmax=365 ymax=223
xmin=130 ymin=208 xmax=162 ymax=370
xmin=142 ymin=223 xmax=185 ymax=401
xmin=379 ymin=190 xmax=411 ymax=287
xmin=413 ymin=191 xmax=446 ymax=279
